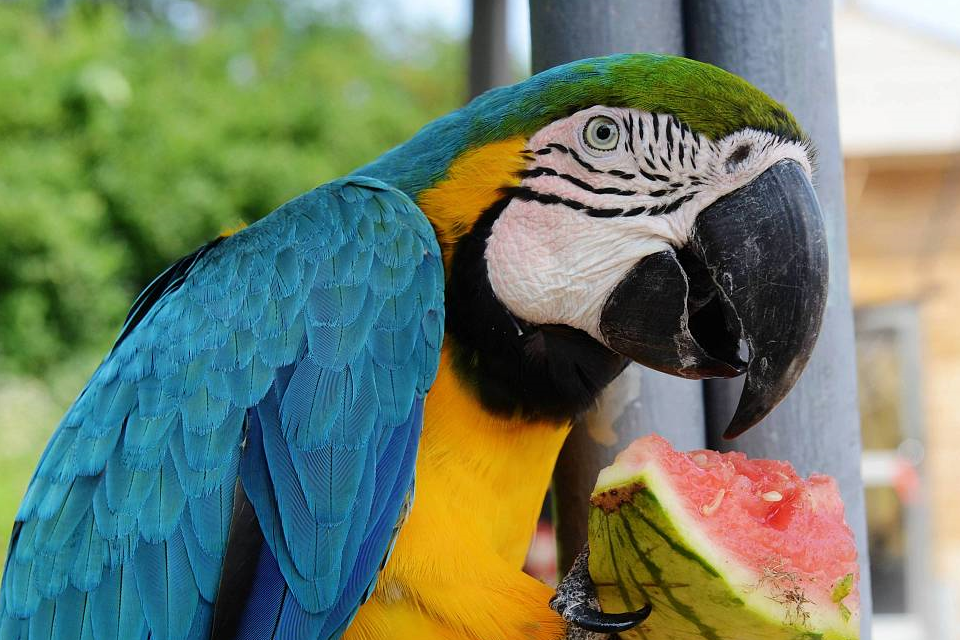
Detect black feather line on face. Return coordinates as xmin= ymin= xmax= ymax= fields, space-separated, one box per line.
xmin=505 ymin=186 xmax=624 ymax=218
xmin=546 ymin=143 xmax=604 ymax=175
xmin=636 ymin=167 xmax=667 ymax=182
xmin=654 ymin=193 xmax=694 ymax=216
xmin=518 ymin=167 xmax=637 ymax=196
xmin=623 ymin=114 xmax=635 ymax=155
xmin=534 ymin=143 xmax=639 ymax=183
xmin=444 ymin=194 xmax=628 ymax=422
xmin=643 ymin=153 xmax=658 ymax=172
xmin=665 ymin=121 xmax=674 ymax=161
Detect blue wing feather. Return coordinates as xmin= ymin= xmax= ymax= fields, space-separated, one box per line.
xmin=234 ymin=397 xmax=423 ymax=640
xmin=89 ymin=566 xmax=148 ymax=640
xmin=0 ymin=176 xmax=444 ymax=640
xmin=26 ymin=599 xmax=52 ymax=640
xmin=232 ymin=544 xmax=287 ymax=640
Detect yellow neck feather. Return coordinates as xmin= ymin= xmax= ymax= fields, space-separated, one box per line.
xmin=417 ymin=137 xmax=529 ymax=270
xmin=419 ymin=347 xmax=570 ymax=566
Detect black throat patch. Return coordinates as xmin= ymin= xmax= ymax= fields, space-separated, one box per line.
xmin=443 ymin=193 xmax=628 ymax=423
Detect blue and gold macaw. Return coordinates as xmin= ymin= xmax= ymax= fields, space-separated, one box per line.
xmin=0 ymin=54 xmax=828 ymax=640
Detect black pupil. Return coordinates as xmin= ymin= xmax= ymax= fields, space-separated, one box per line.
xmin=596 ymin=124 xmax=611 ymax=141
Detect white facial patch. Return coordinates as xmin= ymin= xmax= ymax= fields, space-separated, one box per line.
xmin=484 ymin=105 xmax=813 ymax=341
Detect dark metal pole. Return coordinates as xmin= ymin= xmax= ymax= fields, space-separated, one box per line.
xmin=469 ymin=0 xmax=512 ymax=99
xmin=529 ymin=0 xmax=695 ymax=577
xmin=530 ymin=0 xmax=684 ymax=69
xmin=683 ymin=1 xmax=872 ymax=636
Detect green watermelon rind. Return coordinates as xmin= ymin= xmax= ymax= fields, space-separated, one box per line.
xmin=588 ymin=462 xmax=859 ymax=640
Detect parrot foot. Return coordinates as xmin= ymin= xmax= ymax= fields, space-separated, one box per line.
xmin=550 ymin=545 xmax=651 ymax=640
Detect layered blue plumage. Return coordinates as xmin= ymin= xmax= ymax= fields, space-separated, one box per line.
xmin=234 ymin=394 xmax=422 ymax=640
xmin=0 ymin=176 xmax=444 ymax=640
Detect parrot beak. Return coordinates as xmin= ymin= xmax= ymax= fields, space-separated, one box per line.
xmin=598 ymin=159 xmax=828 ymax=438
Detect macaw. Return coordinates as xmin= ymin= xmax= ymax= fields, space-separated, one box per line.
xmin=0 ymin=53 xmax=828 ymax=640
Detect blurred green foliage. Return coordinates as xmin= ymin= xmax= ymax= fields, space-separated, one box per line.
xmin=0 ymin=0 xmax=463 ymax=562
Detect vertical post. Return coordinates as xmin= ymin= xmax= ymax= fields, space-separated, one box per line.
xmin=469 ymin=0 xmax=512 ymax=100
xmin=529 ymin=0 xmax=696 ymax=576
xmin=683 ymin=1 xmax=872 ymax=636
xmin=530 ymin=0 xmax=684 ymax=69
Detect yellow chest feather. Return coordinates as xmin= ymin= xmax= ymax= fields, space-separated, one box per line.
xmin=344 ymin=350 xmax=569 ymax=640
xmin=413 ymin=348 xmax=570 ymax=567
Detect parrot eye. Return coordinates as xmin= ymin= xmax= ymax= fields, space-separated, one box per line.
xmin=582 ymin=116 xmax=620 ymax=153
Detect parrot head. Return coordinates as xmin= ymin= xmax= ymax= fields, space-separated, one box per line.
xmin=359 ymin=53 xmax=828 ymax=438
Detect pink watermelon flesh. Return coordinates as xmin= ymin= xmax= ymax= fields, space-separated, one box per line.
xmin=608 ymin=434 xmax=860 ymax=613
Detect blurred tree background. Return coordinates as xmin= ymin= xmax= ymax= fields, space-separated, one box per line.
xmin=0 ymin=0 xmax=464 ymax=563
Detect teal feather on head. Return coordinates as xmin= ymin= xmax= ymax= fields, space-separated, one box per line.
xmin=357 ymin=53 xmax=804 ymax=197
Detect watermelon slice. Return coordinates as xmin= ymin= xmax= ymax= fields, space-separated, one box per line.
xmin=587 ymin=435 xmax=859 ymax=640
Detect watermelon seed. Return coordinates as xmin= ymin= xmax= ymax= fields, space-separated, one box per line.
xmin=692 ymin=453 xmax=710 ymax=468
xmin=762 ymin=491 xmax=783 ymax=502
xmin=699 ymin=489 xmax=725 ymax=516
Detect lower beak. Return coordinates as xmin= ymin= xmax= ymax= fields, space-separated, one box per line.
xmin=598 ymin=160 xmax=828 ymax=438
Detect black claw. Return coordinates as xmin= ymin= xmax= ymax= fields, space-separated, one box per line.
xmin=551 ymin=544 xmax=652 ymax=635
xmin=562 ymin=602 xmax=652 ymax=633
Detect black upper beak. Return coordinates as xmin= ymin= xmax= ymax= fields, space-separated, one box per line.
xmin=599 ymin=160 xmax=828 ymax=438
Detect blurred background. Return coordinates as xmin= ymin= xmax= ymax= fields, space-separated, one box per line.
xmin=0 ymin=0 xmax=958 ymax=638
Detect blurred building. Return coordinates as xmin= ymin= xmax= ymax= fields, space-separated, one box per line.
xmin=836 ymin=5 xmax=960 ymax=639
